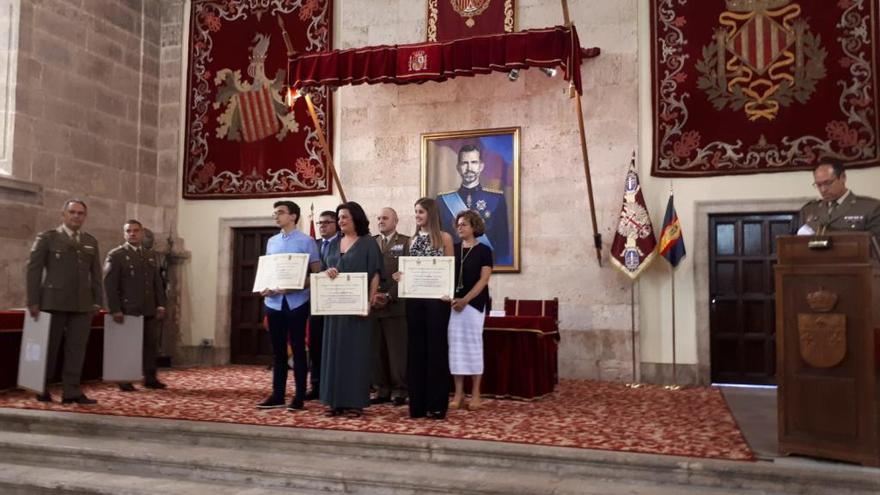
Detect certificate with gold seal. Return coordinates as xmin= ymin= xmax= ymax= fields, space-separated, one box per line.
xmin=398 ymin=256 xmax=455 ymax=299
xmin=252 ymin=253 xmax=310 ymax=292
xmin=310 ymin=272 xmax=369 ymax=316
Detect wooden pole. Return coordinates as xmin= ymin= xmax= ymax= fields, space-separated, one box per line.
xmin=671 ymin=266 xmax=678 ymax=387
xmin=630 ymin=282 xmax=638 ymax=383
xmin=574 ymin=94 xmax=603 ymax=265
xmin=304 ymin=92 xmax=347 ymax=203
xmin=561 ymin=0 xmax=571 ymax=26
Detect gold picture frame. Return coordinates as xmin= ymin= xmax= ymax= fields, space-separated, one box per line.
xmin=421 ymin=127 xmax=520 ymax=273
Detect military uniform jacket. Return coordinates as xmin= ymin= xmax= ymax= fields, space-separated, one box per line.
xmin=103 ymin=243 xmax=166 ymax=317
xmin=373 ymin=232 xmax=409 ymax=318
xmin=26 ymin=226 xmax=102 ymax=313
xmin=798 ymin=192 xmax=880 ymax=241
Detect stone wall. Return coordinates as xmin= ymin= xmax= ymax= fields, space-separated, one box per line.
xmin=170 ymin=0 xmax=642 ymax=378
xmin=0 ymin=0 xmax=174 ymax=312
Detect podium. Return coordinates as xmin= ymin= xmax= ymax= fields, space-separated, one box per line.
xmin=775 ymin=233 xmax=880 ymax=466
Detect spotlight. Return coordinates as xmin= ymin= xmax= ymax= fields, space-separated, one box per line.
xmin=540 ymin=67 xmax=557 ymax=78
xmin=285 ymin=87 xmax=306 ymax=107
xmin=507 ymin=69 xmax=520 ymax=82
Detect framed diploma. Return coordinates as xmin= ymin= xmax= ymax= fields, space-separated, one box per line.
xmin=252 ymin=253 xmax=310 ymax=292
xmin=103 ymin=315 xmax=144 ymax=383
xmin=17 ymin=311 xmax=51 ymax=394
xmin=398 ymin=256 xmax=455 ymax=299
xmin=310 ymin=272 xmax=370 ymax=316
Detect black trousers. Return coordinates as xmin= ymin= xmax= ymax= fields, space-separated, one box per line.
xmin=308 ymin=315 xmax=324 ymax=392
xmin=405 ymin=298 xmax=450 ymax=418
xmin=266 ymin=299 xmax=310 ymax=401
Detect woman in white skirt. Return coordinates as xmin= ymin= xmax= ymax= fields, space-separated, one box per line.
xmin=448 ymin=210 xmax=493 ymax=411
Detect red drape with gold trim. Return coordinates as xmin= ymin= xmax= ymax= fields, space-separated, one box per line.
xmin=291 ymin=26 xmax=598 ymax=96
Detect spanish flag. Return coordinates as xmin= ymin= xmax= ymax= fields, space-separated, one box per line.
xmin=659 ymin=195 xmax=686 ymax=268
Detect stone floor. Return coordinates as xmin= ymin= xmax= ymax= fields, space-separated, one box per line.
xmin=721 ymin=384 xmax=879 ymax=476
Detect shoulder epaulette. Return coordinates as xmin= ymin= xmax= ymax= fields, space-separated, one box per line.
xmin=483 ymin=186 xmax=503 ymax=194
xmin=439 ymin=190 xmax=458 ymax=196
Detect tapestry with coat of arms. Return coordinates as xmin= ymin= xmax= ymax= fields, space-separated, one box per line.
xmin=427 ymin=0 xmax=515 ymax=42
xmin=650 ymin=0 xmax=880 ymax=177
xmin=183 ymin=0 xmax=332 ymax=199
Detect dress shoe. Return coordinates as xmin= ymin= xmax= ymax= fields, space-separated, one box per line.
xmin=62 ymin=395 xmax=97 ymax=405
xmin=304 ymin=389 xmax=320 ymax=401
xmin=35 ymin=393 xmax=53 ymax=403
xmin=369 ymin=396 xmax=391 ymax=405
xmin=143 ymin=380 xmax=167 ymax=390
xmin=391 ymin=396 xmax=407 ymax=407
xmin=287 ymin=398 xmax=305 ymax=411
xmin=256 ymin=396 xmax=286 ymax=409
xmin=118 ymin=383 xmax=136 ymax=392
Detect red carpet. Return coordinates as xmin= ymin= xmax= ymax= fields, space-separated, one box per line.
xmin=0 ymin=365 xmax=754 ymax=461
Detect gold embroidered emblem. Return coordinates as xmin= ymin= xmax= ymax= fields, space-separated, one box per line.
xmin=695 ymin=0 xmax=826 ymax=121
xmin=450 ymin=0 xmax=491 ymax=28
xmin=408 ymin=50 xmax=428 ymax=72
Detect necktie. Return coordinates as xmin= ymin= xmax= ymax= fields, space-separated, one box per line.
xmin=72 ymin=232 xmax=80 ymax=244
xmin=828 ymin=201 xmax=837 ymax=216
xmin=321 ymin=240 xmax=329 ymax=259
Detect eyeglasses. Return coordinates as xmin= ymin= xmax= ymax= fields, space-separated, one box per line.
xmin=272 ymin=211 xmax=290 ymax=217
xmin=317 ymin=221 xmax=334 ymax=225
xmin=812 ymin=176 xmax=839 ymax=189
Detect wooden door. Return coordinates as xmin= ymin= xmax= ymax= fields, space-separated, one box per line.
xmin=230 ymin=227 xmax=277 ymax=364
xmin=709 ymin=213 xmax=795 ymax=384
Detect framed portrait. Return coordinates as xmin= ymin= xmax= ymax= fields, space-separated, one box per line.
xmin=421 ymin=127 xmax=520 ymax=272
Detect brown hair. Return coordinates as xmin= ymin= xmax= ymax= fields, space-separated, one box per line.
xmin=414 ymin=197 xmax=443 ymax=248
xmin=454 ymin=210 xmax=485 ymax=237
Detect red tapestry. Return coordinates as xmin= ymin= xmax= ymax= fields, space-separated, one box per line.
xmin=427 ymin=0 xmax=515 ymax=42
xmin=184 ymin=0 xmax=332 ymax=199
xmin=651 ymin=0 xmax=880 ymax=177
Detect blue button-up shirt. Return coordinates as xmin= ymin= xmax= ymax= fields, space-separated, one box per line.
xmin=264 ymin=228 xmax=320 ymax=311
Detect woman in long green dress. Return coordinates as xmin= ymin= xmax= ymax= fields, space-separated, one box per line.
xmin=319 ymin=201 xmax=382 ymax=418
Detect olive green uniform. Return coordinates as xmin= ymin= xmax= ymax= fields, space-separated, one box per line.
xmin=26 ymin=226 xmax=102 ymax=399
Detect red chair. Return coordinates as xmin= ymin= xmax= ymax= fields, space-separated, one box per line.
xmin=503 ymin=297 xmax=559 ymax=321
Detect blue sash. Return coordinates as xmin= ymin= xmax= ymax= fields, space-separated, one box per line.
xmin=439 ymin=192 xmax=493 ymax=250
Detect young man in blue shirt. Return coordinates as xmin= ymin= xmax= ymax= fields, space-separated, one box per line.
xmin=257 ymin=200 xmax=321 ymax=411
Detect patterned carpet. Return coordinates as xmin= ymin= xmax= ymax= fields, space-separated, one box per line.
xmin=0 ymin=365 xmax=754 ymax=461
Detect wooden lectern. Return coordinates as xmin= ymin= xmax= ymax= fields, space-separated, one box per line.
xmin=775 ymin=232 xmax=880 ymax=466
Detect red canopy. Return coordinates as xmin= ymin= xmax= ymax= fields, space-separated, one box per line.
xmin=291 ymin=25 xmax=599 ymax=95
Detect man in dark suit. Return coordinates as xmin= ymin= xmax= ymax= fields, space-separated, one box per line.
xmin=437 ymin=144 xmax=511 ymax=265
xmin=26 ymin=199 xmax=102 ymax=404
xmin=370 ymin=207 xmax=410 ymax=406
xmin=306 ymin=210 xmax=339 ymax=400
xmin=799 ymin=160 xmax=880 ymax=241
xmin=103 ymin=219 xmax=167 ymax=391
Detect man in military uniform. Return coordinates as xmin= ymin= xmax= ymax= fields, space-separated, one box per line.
xmin=306 ymin=210 xmax=338 ymax=400
xmin=799 ymin=160 xmax=880 ymax=241
xmin=370 ymin=207 xmax=409 ymax=406
xmin=437 ymin=144 xmax=510 ymax=265
xmin=103 ymin=219 xmax=167 ymax=391
xmin=26 ymin=199 xmax=102 ymax=404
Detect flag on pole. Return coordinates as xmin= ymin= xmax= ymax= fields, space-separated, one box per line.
xmin=659 ymin=195 xmax=686 ymax=268
xmin=610 ymin=158 xmax=657 ymax=279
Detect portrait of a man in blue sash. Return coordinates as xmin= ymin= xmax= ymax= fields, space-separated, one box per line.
xmin=422 ymin=128 xmax=519 ymax=272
